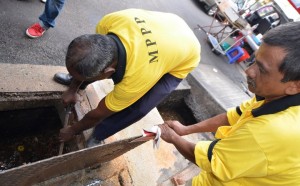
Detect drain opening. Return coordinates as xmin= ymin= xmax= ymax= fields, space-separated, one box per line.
xmin=157 ymin=99 xmax=196 ymax=125
xmin=0 ymin=106 xmax=76 ymax=172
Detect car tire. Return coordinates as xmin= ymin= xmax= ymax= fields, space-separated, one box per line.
xmin=207 ymin=4 xmax=218 ymax=16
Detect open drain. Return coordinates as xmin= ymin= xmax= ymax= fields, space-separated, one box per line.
xmin=0 ymin=92 xmax=80 ymax=173
xmin=0 ymin=106 xmax=77 ymax=172
xmin=157 ymin=99 xmax=197 ymax=125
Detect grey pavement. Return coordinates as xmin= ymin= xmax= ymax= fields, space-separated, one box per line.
xmin=0 ymin=0 xmax=246 ymax=86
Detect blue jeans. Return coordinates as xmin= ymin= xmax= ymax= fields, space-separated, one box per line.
xmin=93 ymin=73 xmax=182 ymax=141
xmin=39 ymin=0 xmax=65 ymax=28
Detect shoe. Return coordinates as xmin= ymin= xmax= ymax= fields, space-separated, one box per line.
xmin=86 ymin=137 xmax=104 ymax=148
xmin=40 ymin=0 xmax=46 ymax=3
xmin=26 ymin=23 xmax=46 ymax=38
xmin=54 ymin=72 xmax=73 ymax=86
xmin=54 ymin=72 xmax=89 ymax=90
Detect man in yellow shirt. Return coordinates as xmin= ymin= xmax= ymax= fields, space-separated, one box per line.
xmin=159 ymin=21 xmax=300 ymax=185
xmin=56 ymin=9 xmax=201 ymax=145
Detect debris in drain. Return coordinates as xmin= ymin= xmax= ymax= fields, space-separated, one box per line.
xmin=0 ymin=106 xmax=77 ymax=172
xmin=0 ymin=131 xmax=62 ymax=171
xmin=157 ymin=101 xmax=196 ymax=125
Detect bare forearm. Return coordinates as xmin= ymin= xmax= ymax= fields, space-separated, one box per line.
xmin=70 ymin=99 xmax=114 ymax=135
xmin=186 ymin=113 xmax=229 ymax=134
xmin=171 ymin=135 xmax=196 ymax=164
xmin=71 ymin=109 xmax=103 ymax=134
xmin=160 ymin=124 xmax=196 ymax=163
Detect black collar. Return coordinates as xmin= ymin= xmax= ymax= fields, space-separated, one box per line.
xmin=107 ymin=33 xmax=126 ymax=85
xmin=252 ymin=93 xmax=300 ymax=117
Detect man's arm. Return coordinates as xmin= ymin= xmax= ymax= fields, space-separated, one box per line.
xmin=166 ymin=113 xmax=230 ymax=136
xmin=186 ymin=113 xmax=230 ymax=134
xmin=59 ymin=97 xmax=115 ymax=142
xmin=159 ymin=124 xmax=196 ymax=164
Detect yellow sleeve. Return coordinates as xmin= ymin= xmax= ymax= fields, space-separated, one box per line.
xmin=226 ymin=107 xmax=240 ymax=126
xmin=194 ymin=141 xmax=213 ymax=171
xmin=196 ymin=124 xmax=268 ymax=181
xmin=227 ymin=97 xmax=256 ymax=126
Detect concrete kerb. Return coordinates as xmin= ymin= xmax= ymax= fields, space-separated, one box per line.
xmin=185 ymin=63 xmax=250 ymax=122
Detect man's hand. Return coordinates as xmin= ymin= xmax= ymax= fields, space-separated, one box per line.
xmin=59 ymin=125 xmax=76 ymax=142
xmin=164 ymin=120 xmax=188 ymax=136
xmin=159 ymin=124 xmax=180 ymax=144
xmin=62 ymin=90 xmax=79 ymax=106
xmin=61 ymin=78 xmax=83 ymax=106
xmin=159 ymin=124 xmax=196 ymax=164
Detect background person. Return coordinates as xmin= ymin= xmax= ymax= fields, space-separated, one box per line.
xmin=26 ymin=0 xmax=65 ymax=38
xmin=159 ymin=21 xmax=300 ymax=186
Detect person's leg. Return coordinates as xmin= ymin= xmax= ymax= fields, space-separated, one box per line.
xmin=39 ymin=0 xmax=66 ymax=28
xmin=92 ymin=74 xmax=182 ymax=141
xmin=26 ymin=0 xmax=66 ymax=38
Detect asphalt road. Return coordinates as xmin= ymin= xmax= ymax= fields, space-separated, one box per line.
xmin=0 ymin=0 xmax=246 ymax=86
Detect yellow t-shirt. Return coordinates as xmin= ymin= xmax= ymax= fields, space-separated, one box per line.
xmin=95 ymin=9 xmax=201 ymax=112
xmin=193 ymin=96 xmax=300 ymax=186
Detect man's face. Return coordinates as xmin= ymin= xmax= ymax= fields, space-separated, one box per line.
xmin=68 ymin=68 xmax=86 ymax=82
xmin=245 ymin=43 xmax=289 ymax=102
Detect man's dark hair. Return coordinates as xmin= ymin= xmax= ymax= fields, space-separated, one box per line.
xmin=263 ymin=21 xmax=300 ymax=82
xmin=66 ymin=34 xmax=117 ymax=79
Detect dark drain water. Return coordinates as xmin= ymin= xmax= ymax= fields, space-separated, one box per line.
xmin=0 ymin=107 xmax=67 ymax=172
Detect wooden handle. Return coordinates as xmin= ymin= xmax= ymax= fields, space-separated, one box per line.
xmin=58 ymin=106 xmax=73 ymax=155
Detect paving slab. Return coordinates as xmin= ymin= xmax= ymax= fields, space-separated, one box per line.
xmin=0 ymin=63 xmax=68 ymax=92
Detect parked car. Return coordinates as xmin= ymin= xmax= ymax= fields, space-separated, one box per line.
xmin=245 ymin=2 xmax=294 ymax=35
xmin=198 ymin=0 xmax=252 ymax=17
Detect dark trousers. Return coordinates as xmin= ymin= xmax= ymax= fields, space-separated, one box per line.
xmin=93 ymin=73 xmax=182 ymax=141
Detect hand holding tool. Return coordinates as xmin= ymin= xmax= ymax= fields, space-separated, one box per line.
xmin=58 ymin=105 xmax=73 ymax=155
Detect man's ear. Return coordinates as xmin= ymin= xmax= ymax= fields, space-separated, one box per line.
xmin=285 ymin=81 xmax=300 ymax=95
xmin=103 ymin=67 xmax=116 ymax=79
xmin=104 ymin=67 xmax=115 ymax=74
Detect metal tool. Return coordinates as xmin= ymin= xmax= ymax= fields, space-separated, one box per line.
xmin=58 ymin=105 xmax=73 ymax=155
